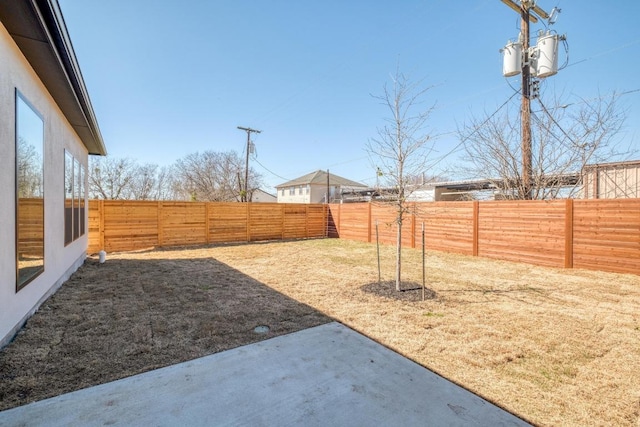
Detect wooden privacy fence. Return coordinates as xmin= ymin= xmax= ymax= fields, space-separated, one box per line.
xmin=328 ymin=199 xmax=640 ymax=275
xmin=88 ymin=200 xmax=328 ymax=253
xmin=87 ymin=199 xmax=639 ymax=276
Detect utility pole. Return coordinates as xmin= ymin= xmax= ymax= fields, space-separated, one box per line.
xmin=520 ymin=4 xmax=532 ymax=199
xmin=237 ymin=126 xmax=261 ymax=202
xmin=501 ymin=0 xmax=552 ymax=199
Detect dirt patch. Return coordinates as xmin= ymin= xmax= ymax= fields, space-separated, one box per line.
xmin=1 ymin=238 xmax=640 ymax=427
xmin=361 ymin=281 xmax=437 ymax=301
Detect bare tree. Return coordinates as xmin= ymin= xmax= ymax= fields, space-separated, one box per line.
xmin=89 ymin=157 xmax=181 ymax=201
xmin=17 ymin=137 xmax=43 ymax=198
xmin=460 ymin=92 xmax=626 ymax=199
xmin=89 ymin=157 xmax=138 ymax=200
xmin=129 ymin=163 xmax=158 ymax=200
xmin=88 ymin=151 xmax=265 ymax=202
xmin=173 ymin=150 xmax=263 ymax=202
xmin=153 ymin=165 xmax=181 ymax=201
xmin=366 ymin=70 xmax=436 ymax=291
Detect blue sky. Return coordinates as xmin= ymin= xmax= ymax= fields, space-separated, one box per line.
xmin=58 ymin=0 xmax=640 ymax=192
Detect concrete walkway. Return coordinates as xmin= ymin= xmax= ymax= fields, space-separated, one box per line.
xmin=0 ymin=322 xmax=530 ymax=426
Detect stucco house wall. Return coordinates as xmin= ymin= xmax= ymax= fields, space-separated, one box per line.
xmin=0 ymin=2 xmax=105 ymax=348
xmin=278 ymin=185 xmax=311 ymax=204
xmin=277 ymin=184 xmax=341 ymax=204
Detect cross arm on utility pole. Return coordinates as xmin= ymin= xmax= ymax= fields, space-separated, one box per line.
xmin=500 ymin=0 xmax=549 ymax=22
xmin=237 ymin=126 xmax=262 ymax=134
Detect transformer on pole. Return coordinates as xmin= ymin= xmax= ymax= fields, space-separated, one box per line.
xmin=499 ymin=0 xmax=566 ymax=199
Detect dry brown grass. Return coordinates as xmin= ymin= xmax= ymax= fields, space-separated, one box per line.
xmin=0 ymin=247 xmax=331 ymax=410
xmin=1 ymin=238 xmax=640 ymax=426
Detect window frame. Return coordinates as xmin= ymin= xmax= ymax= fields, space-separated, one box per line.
xmin=15 ymin=90 xmax=45 ymax=291
xmin=64 ymin=149 xmax=87 ymax=246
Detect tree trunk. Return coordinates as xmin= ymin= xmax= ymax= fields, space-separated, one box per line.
xmin=395 ymin=217 xmax=402 ymax=291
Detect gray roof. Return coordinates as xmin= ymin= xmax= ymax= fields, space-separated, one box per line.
xmin=276 ymin=170 xmax=367 ymax=189
xmin=0 ymin=0 xmax=106 ymax=155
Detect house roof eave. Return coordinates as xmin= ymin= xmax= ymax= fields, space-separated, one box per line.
xmin=0 ymin=0 xmax=106 ymax=155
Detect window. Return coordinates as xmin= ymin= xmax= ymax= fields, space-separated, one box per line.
xmin=289 ymin=187 xmax=295 ymax=195
xmin=64 ymin=152 xmax=73 ymax=244
xmin=306 ymin=185 xmax=310 ymax=195
xmin=64 ymin=150 xmax=86 ymax=245
xmin=16 ymin=91 xmax=44 ymax=290
xmin=281 ymin=189 xmax=285 ymax=196
xmin=298 ymin=186 xmax=303 ymax=195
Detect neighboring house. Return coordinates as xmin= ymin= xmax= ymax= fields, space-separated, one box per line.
xmin=582 ymin=160 xmax=640 ymax=199
xmin=0 ymin=1 xmax=106 ymax=347
xmin=250 ymin=189 xmax=277 ymax=203
xmin=276 ymin=170 xmax=367 ymax=204
xmin=228 ymin=189 xmax=277 ymax=203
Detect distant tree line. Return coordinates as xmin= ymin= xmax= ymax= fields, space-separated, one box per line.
xmin=88 ymin=150 xmax=263 ymax=201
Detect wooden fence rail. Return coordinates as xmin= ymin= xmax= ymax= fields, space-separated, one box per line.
xmin=328 ymin=199 xmax=640 ymax=275
xmin=88 ymin=200 xmax=328 ymax=253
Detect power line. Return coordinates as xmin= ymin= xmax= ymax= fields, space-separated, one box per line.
xmin=532 ymin=98 xmax=577 ymax=148
xmin=325 ymin=156 xmax=369 ymax=169
xmin=252 ymin=156 xmax=290 ymax=182
xmin=566 ymin=38 xmax=640 ymax=69
xmin=530 ymin=88 xmax=640 ymax=117
xmin=426 ymin=91 xmax=520 ymax=168
xmin=357 ymin=91 xmax=520 ymax=185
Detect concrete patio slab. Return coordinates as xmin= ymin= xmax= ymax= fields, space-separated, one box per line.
xmin=0 ymin=322 xmax=530 ymax=426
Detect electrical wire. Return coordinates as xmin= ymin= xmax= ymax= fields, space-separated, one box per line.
xmin=531 ymin=88 xmax=640 ymax=113
xmin=251 ymin=156 xmax=291 ymax=182
xmin=505 ymin=75 xmax=522 ymax=96
xmin=361 ymin=91 xmax=521 ymax=184
xmin=558 ymin=36 xmax=569 ymax=71
xmin=566 ymin=38 xmax=640 ymax=69
xmin=425 ymin=91 xmax=520 ymax=168
xmin=254 ymin=85 xmax=637 ymax=188
xmin=532 ymin=98 xmax=578 ymax=150
xmin=535 ymin=97 xmax=576 ymax=146
xmin=429 ymin=91 xmax=523 ymax=179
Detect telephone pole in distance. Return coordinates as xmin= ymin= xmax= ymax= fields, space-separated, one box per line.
xmin=237 ymin=126 xmax=261 ymax=202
